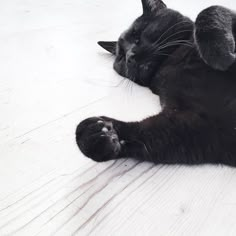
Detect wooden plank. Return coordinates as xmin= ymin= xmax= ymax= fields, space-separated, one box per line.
xmin=1 ymin=0 xmax=236 ymax=235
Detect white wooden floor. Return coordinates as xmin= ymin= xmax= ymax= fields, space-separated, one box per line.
xmin=1 ymin=0 xmax=236 ymax=235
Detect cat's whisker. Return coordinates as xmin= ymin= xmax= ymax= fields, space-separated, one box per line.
xmin=156 ymin=40 xmax=194 ymax=51
xmin=158 ymin=39 xmax=193 ymax=47
xmin=153 ymin=52 xmax=179 ymax=58
xmin=132 ymin=139 xmax=151 ymax=158
xmin=123 ymin=75 xmax=132 ymax=95
xmin=147 ymin=38 xmax=193 ymax=58
xmin=128 ymin=76 xmax=135 ymax=96
xmin=157 ymin=42 xmax=194 ymax=52
xmin=143 ymin=40 xmax=193 ymax=62
xmin=157 ymin=29 xmax=193 ymax=48
xmin=125 ymin=68 xmax=132 ymax=95
xmin=115 ymin=77 xmax=128 ymax=88
xmin=155 ymin=20 xmax=193 ymax=45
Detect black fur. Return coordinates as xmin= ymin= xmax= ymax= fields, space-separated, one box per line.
xmin=195 ymin=6 xmax=236 ymax=71
xmin=76 ymin=0 xmax=236 ymax=166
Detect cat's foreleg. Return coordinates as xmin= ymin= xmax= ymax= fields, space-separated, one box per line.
xmin=76 ymin=116 xmax=140 ymax=162
xmin=76 ymin=112 xmax=223 ymax=165
xmin=194 ymin=6 xmax=236 ymax=71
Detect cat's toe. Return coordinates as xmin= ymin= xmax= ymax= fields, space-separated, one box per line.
xmin=76 ymin=117 xmax=121 ymax=162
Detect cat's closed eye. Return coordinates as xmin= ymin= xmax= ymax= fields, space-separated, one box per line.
xmin=117 ymin=46 xmax=125 ymax=58
xmin=131 ymin=30 xmax=140 ymax=44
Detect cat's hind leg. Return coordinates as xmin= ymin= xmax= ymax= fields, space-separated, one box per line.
xmin=194 ymin=6 xmax=236 ymax=71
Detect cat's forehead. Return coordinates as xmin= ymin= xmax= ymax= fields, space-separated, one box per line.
xmin=119 ymin=17 xmax=149 ymax=40
xmin=118 ymin=9 xmax=180 ymax=45
xmin=132 ymin=16 xmax=151 ymax=29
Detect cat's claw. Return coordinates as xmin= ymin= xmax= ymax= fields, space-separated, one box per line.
xmin=76 ymin=117 xmax=121 ymax=162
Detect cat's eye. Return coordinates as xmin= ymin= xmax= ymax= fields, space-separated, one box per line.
xmin=117 ymin=50 xmax=124 ymax=61
xmin=118 ymin=45 xmax=125 ymax=56
xmin=132 ymin=30 xmax=137 ymax=36
xmin=117 ymin=55 xmax=123 ymax=61
xmin=131 ymin=30 xmax=140 ymax=44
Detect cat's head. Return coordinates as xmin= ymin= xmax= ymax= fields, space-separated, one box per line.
xmin=98 ymin=0 xmax=193 ymax=86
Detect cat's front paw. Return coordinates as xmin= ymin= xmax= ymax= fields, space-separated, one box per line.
xmin=76 ymin=117 xmax=122 ymax=162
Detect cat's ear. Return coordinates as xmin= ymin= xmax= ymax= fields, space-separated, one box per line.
xmin=97 ymin=41 xmax=117 ymax=55
xmin=141 ymin=0 xmax=167 ymax=15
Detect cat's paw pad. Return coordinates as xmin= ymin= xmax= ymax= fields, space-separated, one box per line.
xmin=76 ymin=117 xmax=121 ymax=162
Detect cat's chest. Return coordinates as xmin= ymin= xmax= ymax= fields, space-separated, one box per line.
xmin=151 ymin=61 xmax=236 ymax=111
xmin=150 ymin=63 xmax=193 ymax=94
xmin=151 ymin=51 xmax=199 ymax=90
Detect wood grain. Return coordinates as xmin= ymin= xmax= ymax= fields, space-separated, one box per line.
xmin=1 ymin=0 xmax=236 ymax=235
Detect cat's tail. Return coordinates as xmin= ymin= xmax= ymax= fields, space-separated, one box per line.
xmin=194 ymin=6 xmax=236 ymax=71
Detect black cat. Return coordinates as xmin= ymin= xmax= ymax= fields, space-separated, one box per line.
xmin=76 ymin=0 xmax=236 ymax=166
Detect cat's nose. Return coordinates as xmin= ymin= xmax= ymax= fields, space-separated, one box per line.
xmin=126 ymin=52 xmax=135 ymax=64
xmin=127 ymin=56 xmax=135 ymax=64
